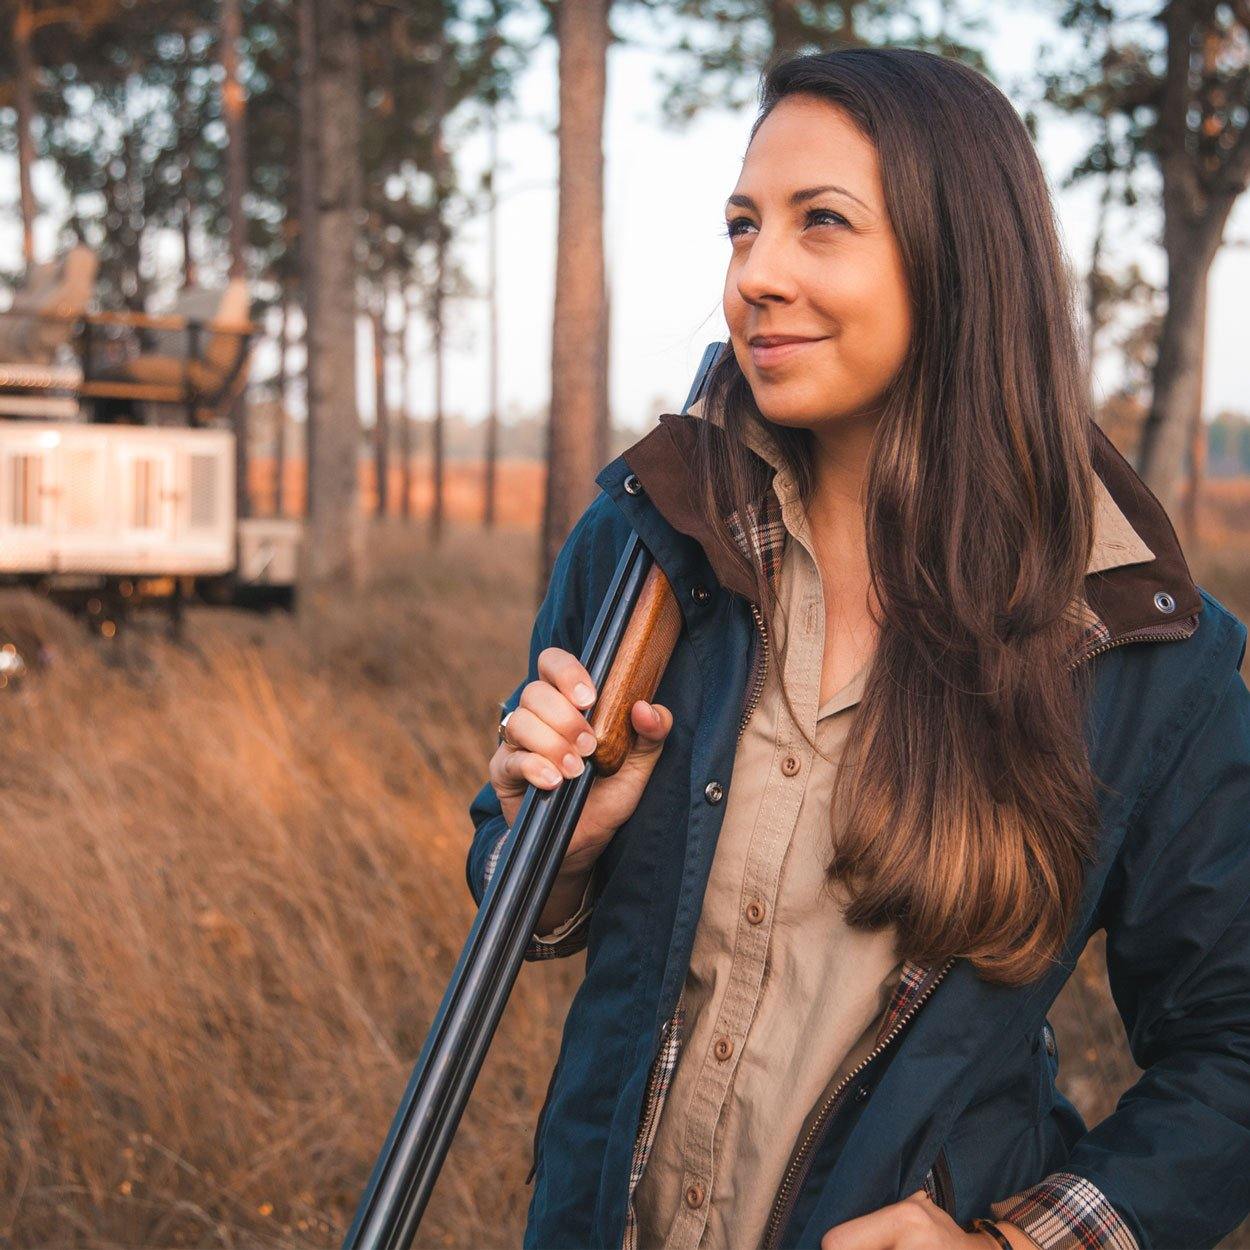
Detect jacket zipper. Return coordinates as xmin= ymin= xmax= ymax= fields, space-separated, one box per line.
xmin=930 ymin=1145 xmax=956 ymax=1215
xmin=760 ymin=958 xmax=956 ymax=1250
xmin=758 ymin=608 xmax=1200 ymax=1250
xmin=736 ymin=601 xmax=770 ymax=743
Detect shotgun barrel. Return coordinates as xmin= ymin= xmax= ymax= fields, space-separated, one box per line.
xmin=341 ymin=342 xmax=725 ymax=1250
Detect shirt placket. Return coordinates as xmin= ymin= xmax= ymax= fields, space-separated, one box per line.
xmin=671 ymin=505 xmax=824 ymax=1250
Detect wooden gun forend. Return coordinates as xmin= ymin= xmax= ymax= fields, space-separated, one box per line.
xmin=588 ymin=561 xmax=683 ymax=777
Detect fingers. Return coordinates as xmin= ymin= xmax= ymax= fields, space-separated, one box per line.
xmin=520 ymin=676 xmax=598 ymax=760
xmin=630 ymin=700 xmax=673 ymax=748
xmin=494 ymin=738 xmax=566 ymax=792
xmin=537 ymin=646 xmax=597 ymax=712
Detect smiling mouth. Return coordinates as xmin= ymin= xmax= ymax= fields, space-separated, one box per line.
xmin=749 ymin=337 xmax=826 ymax=367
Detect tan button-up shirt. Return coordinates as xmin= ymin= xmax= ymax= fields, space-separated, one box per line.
xmin=629 ymin=405 xmax=1154 ymax=1250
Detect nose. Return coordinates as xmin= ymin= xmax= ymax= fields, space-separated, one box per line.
xmin=733 ymin=222 xmax=798 ymax=307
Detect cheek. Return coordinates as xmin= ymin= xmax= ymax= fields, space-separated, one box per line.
xmin=820 ymin=255 xmax=911 ymax=379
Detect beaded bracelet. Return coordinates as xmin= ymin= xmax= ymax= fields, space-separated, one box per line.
xmin=967 ymin=1217 xmax=1015 ymax=1249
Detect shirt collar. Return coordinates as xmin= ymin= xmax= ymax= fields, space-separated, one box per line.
xmin=685 ymin=394 xmax=1156 ymax=579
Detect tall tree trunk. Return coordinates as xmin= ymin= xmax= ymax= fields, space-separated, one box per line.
xmin=483 ymin=103 xmax=500 ymax=531
xmin=371 ymin=301 xmax=389 ymax=518
xmin=276 ymin=294 xmax=290 ymax=517
xmin=430 ymin=20 xmax=450 ymax=545
xmin=595 ymin=264 xmax=611 ymax=473
xmin=302 ymin=0 xmax=364 ymax=589
xmin=220 ymin=0 xmax=249 ymax=280
xmin=221 ymin=0 xmax=251 ymax=519
xmin=14 ymin=0 xmax=37 ymax=268
xmin=180 ymin=196 xmax=197 ymax=287
xmin=1136 ymin=0 xmax=1244 ymax=519
xmin=1180 ymin=285 xmax=1208 ymax=548
xmin=1085 ymin=137 xmax=1114 ymax=399
xmin=541 ymin=0 xmax=609 ymax=592
xmin=400 ymin=288 xmax=415 ymax=522
xmin=297 ymin=0 xmax=319 ymax=523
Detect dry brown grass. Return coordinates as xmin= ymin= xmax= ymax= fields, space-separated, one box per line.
xmin=0 ymin=520 xmax=578 ymax=1248
xmin=0 ymin=497 xmax=1248 ymax=1248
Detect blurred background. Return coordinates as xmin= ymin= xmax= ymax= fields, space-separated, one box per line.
xmin=0 ymin=1 xmax=1246 ymax=1246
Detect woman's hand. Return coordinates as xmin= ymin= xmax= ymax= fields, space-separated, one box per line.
xmin=488 ymin=645 xmax=674 ymax=877
xmin=820 ymin=1191 xmax=1033 ymax=1249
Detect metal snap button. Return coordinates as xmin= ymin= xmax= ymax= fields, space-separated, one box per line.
xmin=1154 ymin=590 xmax=1176 ymax=613
xmin=704 ymin=780 xmax=723 ymax=804
xmin=1044 ymin=1024 xmax=1056 ymax=1057
xmin=685 ymin=1182 xmax=705 ymax=1208
xmin=623 ymin=473 xmax=643 ymax=495
xmin=745 ymin=899 xmax=766 ymax=925
xmin=781 ymin=754 xmax=800 ymax=776
xmin=713 ymin=1035 xmax=734 ymax=1061
xmin=691 ymin=584 xmax=712 ymax=604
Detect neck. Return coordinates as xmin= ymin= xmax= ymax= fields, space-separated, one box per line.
xmin=802 ymin=411 xmax=878 ymax=590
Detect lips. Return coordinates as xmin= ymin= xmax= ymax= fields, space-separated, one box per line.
xmin=749 ymin=336 xmax=826 ymax=368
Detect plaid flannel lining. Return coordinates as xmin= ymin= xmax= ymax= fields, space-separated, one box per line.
xmin=989 ymin=1171 xmax=1140 ymax=1250
xmin=482 ymin=825 xmax=594 ymax=961
xmin=611 ymin=478 xmax=1139 ymax=1248
xmin=621 ymin=998 xmax=687 ymax=1250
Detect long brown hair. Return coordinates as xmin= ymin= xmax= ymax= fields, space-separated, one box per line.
xmin=694 ymin=48 xmax=1101 ymax=986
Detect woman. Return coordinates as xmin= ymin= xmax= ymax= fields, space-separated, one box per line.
xmin=468 ymin=48 xmax=1250 ymax=1250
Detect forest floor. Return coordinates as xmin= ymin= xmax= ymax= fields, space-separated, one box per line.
xmin=1 ymin=475 xmax=1248 ymax=1248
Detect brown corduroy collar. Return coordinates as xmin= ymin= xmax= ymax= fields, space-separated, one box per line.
xmin=619 ymin=406 xmax=1202 ymax=646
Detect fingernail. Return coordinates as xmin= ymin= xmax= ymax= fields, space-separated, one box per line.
xmin=576 ymin=732 xmax=597 ymax=755
xmin=541 ymin=765 xmax=561 ymax=785
xmin=573 ymin=683 xmax=594 ymax=707
xmin=562 ymin=753 xmax=584 ymax=776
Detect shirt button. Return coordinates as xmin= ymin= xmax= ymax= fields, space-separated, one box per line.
xmin=713 ymin=1035 xmax=734 ymax=1061
xmin=704 ymin=780 xmax=723 ymax=804
xmin=781 ymin=754 xmax=801 ymax=776
xmin=685 ymin=1182 xmax=706 ymax=1208
xmin=745 ymin=899 xmax=766 ymax=924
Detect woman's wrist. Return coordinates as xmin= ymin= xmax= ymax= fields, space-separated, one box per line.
xmin=535 ymin=862 xmax=595 ymax=936
xmin=967 ymin=1218 xmax=1038 ymax=1250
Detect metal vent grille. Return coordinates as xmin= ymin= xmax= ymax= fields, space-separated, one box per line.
xmin=188 ymin=453 xmax=217 ymax=528
xmin=63 ymin=448 xmax=103 ymax=530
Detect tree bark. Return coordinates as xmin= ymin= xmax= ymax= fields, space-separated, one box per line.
xmin=302 ymin=0 xmax=364 ymax=589
xmin=429 ymin=21 xmax=452 ymax=546
xmin=400 ymin=289 xmax=415 ymax=522
xmin=14 ymin=0 xmax=37 ymax=268
xmin=371 ymin=302 xmax=390 ymax=518
xmin=276 ymin=294 xmax=290 ymax=517
xmin=483 ymin=104 xmax=500 ymax=531
xmin=297 ymin=0 xmax=319 ymax=523
xmin=220 ymin=0 xmax=249 ymax=280
xmin=1136 ymin=0 xmax=1245 ymax=520
xmin=542 ymin=0 xmax=609 ymax=593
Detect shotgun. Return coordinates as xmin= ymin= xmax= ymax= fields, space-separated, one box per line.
xmin=342 ymin=341 xmax=726 ymax=1250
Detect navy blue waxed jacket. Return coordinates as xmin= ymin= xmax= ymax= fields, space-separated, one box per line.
xmin=466 ymin=409 xmax=1250 ymax=1250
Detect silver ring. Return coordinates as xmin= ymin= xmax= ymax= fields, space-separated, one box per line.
xmin=497 ymin=707 xmax=520 ymax=748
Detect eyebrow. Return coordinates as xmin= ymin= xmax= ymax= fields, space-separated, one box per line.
xmin=724 ymin=184 xmax=872 ymax=214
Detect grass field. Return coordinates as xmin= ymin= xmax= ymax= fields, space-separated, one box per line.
xmin=1 ymin=467 xmax=1248 ymax=1248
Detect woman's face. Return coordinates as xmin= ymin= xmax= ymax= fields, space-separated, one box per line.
xmin=722 ymin=94 xmax=912 ymax=434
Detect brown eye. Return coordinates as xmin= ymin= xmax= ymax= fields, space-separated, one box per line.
xmin=807 ymin=208 xmax=849 ymax=228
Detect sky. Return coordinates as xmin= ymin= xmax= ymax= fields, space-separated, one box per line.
xmin=1 ymin=8 xmax=1246 ymax=433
